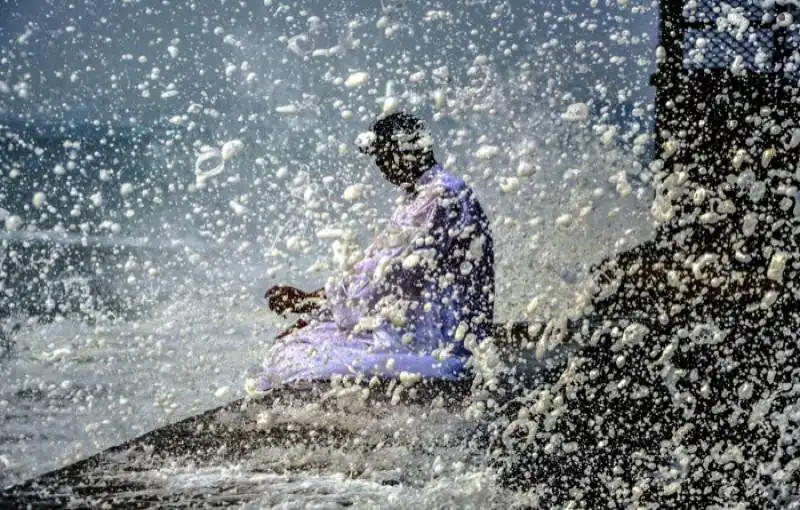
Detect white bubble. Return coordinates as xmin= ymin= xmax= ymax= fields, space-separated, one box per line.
xmin=229 ymin=200 xmax=248 ymax=216
xmin=41 ymin=347 xmax=72 ymax=362
xmin=221 ymin=139 xmax=245 ymax=161
xmin=691 ymin=254 xmax=718 ymax=280
xmin=475 ymin=145 xmax=500 ymax=160
xmin=730 ymin=55 xmax=745 ymax=76
xmin=601 ymin=125 xmax=617 ymax=145
xmin=32 ymin=192 xmax=46 ymax=208
xmin=742 ymin=213 xmax=758 ymax=237
xmin=516 ymin=160 xmax=535 ymax=177
xmin=89 ymin=192 xmax=103 ymax=207
xmin=737 ymin=382 xmax=754 ymax=400
xmin=402 ymin=253 xmax=421 ymax=269
xmin=167 ymin=45 xmax=179 ymax=58
xmin=4 ymin=215 xmax=22 ymax=231
xmin=343 ymin=183 xmax=363 ymax=201
xmin=355 ymin=131 xmax=376 ymax=151
xmin=285 ymin=235 xmax=302 ymax=251
xmin=761 ymin=290 xmax=779 ymax=309
xmin=344 ymin=71 xmax=369 ymax=88
xmin=454 ymin=322 xmax=468 ymax=342
xmin=120 ymin=183 xmax=134 ymax=197
xmin=287 ymin=34 xmax=310 ymax=56
xmin=382 ymin=96 xmax=400 ymax=116
xmin=399 ymin=371 xmax=421 ymax=387
xmin=562 ymin=102 xmax=590 ymax=122
xmin=767 ymin=252 xmax=789 ymax=282
xmin=776 ymin=11 xmax=793 ymax=28
xmin=555 ymin=214 xmax=573 ymax=227
xmin=761 ymin=147 xmax=776 ymax=168
xmin=786 ymin=129 xmax=800 ymax=150
xmin=275 ymin=104 xmax=298 ymax=114
xmin=499 ymin=177 xmax=520 ymax=193
xmin=432 ymin=90 xmax=445 ymax=110
xmin=432 ymin=66 xmax=449 ymax=80
xmin=195 ymin=148 xmax=224 ymax=179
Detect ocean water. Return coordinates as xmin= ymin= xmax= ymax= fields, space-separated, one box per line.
xmin=0 ymin=0 xmax=659 ymax=505
xmin=0 ymin=286 xmax=267 ymax=481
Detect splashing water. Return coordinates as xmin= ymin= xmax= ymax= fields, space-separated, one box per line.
xmin=0 ymin=0 xmax=663 ymax=506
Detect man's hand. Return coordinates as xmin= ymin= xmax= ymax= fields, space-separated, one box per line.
xmin=265 ymin=285 xmax=308 ymax=314
xmin=275 ymin=318 xmax=309 ymax=340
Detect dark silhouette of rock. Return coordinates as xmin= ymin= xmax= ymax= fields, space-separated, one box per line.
xmin=490 ymin=2 xmax=800 ymax=506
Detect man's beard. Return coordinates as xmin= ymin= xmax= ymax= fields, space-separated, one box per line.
xmin=378 ymin=157 xmax=413 ymax=186
xmin=384 ymin=170 xmax=412 ymax=187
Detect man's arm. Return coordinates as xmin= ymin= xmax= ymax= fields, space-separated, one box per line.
xmin=293 ymin=287 xmax=325 ymax=313
xmin=265 ymin=286 xmax=325 ymax=314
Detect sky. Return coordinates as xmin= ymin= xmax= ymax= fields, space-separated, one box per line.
xmin=0 ymin=0 xmax=659 ymax=127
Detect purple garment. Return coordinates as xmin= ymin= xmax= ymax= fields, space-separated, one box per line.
xmin=256 ymin=165 xmax=494 ymax=390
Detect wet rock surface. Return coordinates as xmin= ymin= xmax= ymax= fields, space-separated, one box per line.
xmin=0 ymin=379 xmax=481 ymax=509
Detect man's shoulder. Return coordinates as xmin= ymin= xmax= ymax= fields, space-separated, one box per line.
xmin=431 ymin=167 xmax=468 ymax=192
xmin=421 ymin=167 xmax=472 ymax=203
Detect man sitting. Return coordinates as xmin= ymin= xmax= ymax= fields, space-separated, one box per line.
xmin=249 ymin=112 xmax=494 ymax=393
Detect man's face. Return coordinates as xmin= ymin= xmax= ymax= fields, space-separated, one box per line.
xmin=377 ymin=151 xmax=430 ymax=191
xmin=375 ymin=151 xmax=410 ymax=187
xmin=356 ymin=131 xmax=405 ymax=187
xmin=357 ymin=130 xmax=427 ymax=189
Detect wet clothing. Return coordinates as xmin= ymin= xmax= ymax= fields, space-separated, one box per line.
xmin=255 ymin=165 xmax=494 ymax=391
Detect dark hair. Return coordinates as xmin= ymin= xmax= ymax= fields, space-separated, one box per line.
xmin=360 ymin=112 xmax=433 ymax=157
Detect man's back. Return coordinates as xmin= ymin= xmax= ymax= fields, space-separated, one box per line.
xmin=325 ymin=164 xmax=495 ymax=352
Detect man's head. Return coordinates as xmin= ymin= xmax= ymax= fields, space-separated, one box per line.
xmin=356 ymin=112 xmax=436 ymax=189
